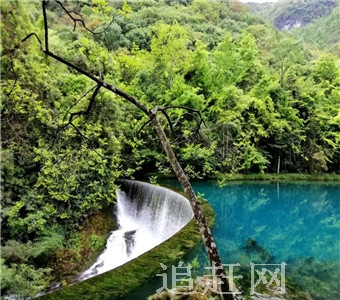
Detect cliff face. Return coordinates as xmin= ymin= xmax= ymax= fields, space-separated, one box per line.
xmin=245 ymin=0 xmax=338 ymax=30
xmin=273 ymin=0 xmax=337 ymax=30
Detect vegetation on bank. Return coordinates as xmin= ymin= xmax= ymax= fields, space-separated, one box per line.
xmin=51 ymin=210 xmax=116 ymax=282
xmin=1 ymin=210 xmax=115 ymax=298
xmin=155 ymin=172 xmax=340 ymax=183
xmin=216 ymin=172 xmax=340 ymax=182
xmin=1 ymin=0 xmax=339 ymax=298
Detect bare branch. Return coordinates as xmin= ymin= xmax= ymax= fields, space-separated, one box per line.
xmin=55 ymin=0 xmax=116 ymax=36
xmin=43 ymin=49 xmax=151 ymax=116
xmin=6 ymin=59 xmax=18 ymax=97
xmin=159 ymin=109 xmax=174 ymax=133
xmin=152 ymin=106 xmax=206 ymax=145
xmin=69 ymin=123 xmax=104 ymax=158
xmin=49 ymin=123 xmax=69 ymax=151
xmin=137 ymin=119 xmax=152 ymax=136
xmin=163 ymin=105 xmax=207 ymax=127
xmin=62 ymin=85 xmax=98 ymax=124
xmin=69 ymin=84 xmax=101 ymax=123
xmin=55 ymin=0 xmax=91 ymax=32
xmin=52 ymin=0 xmax=120 ymax=50
xmin=22 ymin=32 xmax=43 ymax=48
xmin=50 ymin=85 xmax=101 ymax=151
xmin=94 ymin=17 xmax=117 ymax=35
xmin=42 ymin=0 xmax=49 ymax=51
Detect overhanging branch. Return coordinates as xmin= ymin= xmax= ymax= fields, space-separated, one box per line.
xmin=50 ymin=85 xmax=102 ymax=153
xmin=10 ymin=1 xmax=234 ymax=297
xmin=69 ymin=84 xmax=101 ymax=123
xmin=54 ymin=0 xmax=117 ymax=48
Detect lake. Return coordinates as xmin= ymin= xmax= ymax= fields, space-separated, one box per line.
xmin=124 ymin=181 xmax=340 ymax=299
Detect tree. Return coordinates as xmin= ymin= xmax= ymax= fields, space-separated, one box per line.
xmin=150 ymin=22 xmax=190 ymax=92
xmin=7 ymin=1 xmax=234 ymax=299
xmin=269 ymin=33 xmax=305 ymax=87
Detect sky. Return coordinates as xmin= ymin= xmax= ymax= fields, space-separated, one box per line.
xmin=240 ymin=0 xmax=279 ymax=3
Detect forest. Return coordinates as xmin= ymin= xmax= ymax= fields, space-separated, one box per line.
xmin=1 ymin=0 xmax=339 ymax=298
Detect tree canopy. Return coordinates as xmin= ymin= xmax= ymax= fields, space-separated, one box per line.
xmin=1 ymin=0 xmax=339 ymax=298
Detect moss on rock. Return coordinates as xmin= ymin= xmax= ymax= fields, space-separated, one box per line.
xmin=39 ymin=199 xmax=214 ymax=300
xmin=51 ymin=208 xmax=117 ymax=282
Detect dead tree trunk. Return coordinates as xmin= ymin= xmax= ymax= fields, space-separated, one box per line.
xmin=151 ymin=113 xmax=233 ymax=299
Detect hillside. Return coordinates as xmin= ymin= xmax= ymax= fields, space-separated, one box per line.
xmin=246 ymin=0 xmax=338 ymax=30
xmin=292 ymin=4 xmax=340 ymax=55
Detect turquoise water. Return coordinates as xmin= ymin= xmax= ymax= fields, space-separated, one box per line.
xmin=125 ymin=181 xmax=340 ymax=299
xmin=191 ymin=181 xmax=339 ymax=261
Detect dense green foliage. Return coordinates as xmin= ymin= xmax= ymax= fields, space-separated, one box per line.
xmin=1 ymin=0 xmax=339 ymax=298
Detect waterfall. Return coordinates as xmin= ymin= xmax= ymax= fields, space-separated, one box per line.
xmin=77 ymin=180 xmax=193 ymax=281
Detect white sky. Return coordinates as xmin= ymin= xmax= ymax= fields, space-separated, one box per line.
xmin=240 ymin=0 xmax=279 ymax=3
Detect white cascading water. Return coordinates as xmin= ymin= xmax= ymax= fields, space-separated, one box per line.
xmin=77 ymin=180 xmax=193 ymax=282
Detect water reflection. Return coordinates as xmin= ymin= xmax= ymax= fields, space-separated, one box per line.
xmin=168 ymin=181 xmax=340 ymax=299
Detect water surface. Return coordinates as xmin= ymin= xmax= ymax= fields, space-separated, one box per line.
xmin=186 ymin=181 xmax=340 ymax=299
xmin=125 ymin=181 xmax=340 ymax=299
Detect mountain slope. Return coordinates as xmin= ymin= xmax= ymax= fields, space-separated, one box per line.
xmin=292 ymin=4 xmax=340 ymax=54
xmin=246 ymin=0 xmax=338 ymax=30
